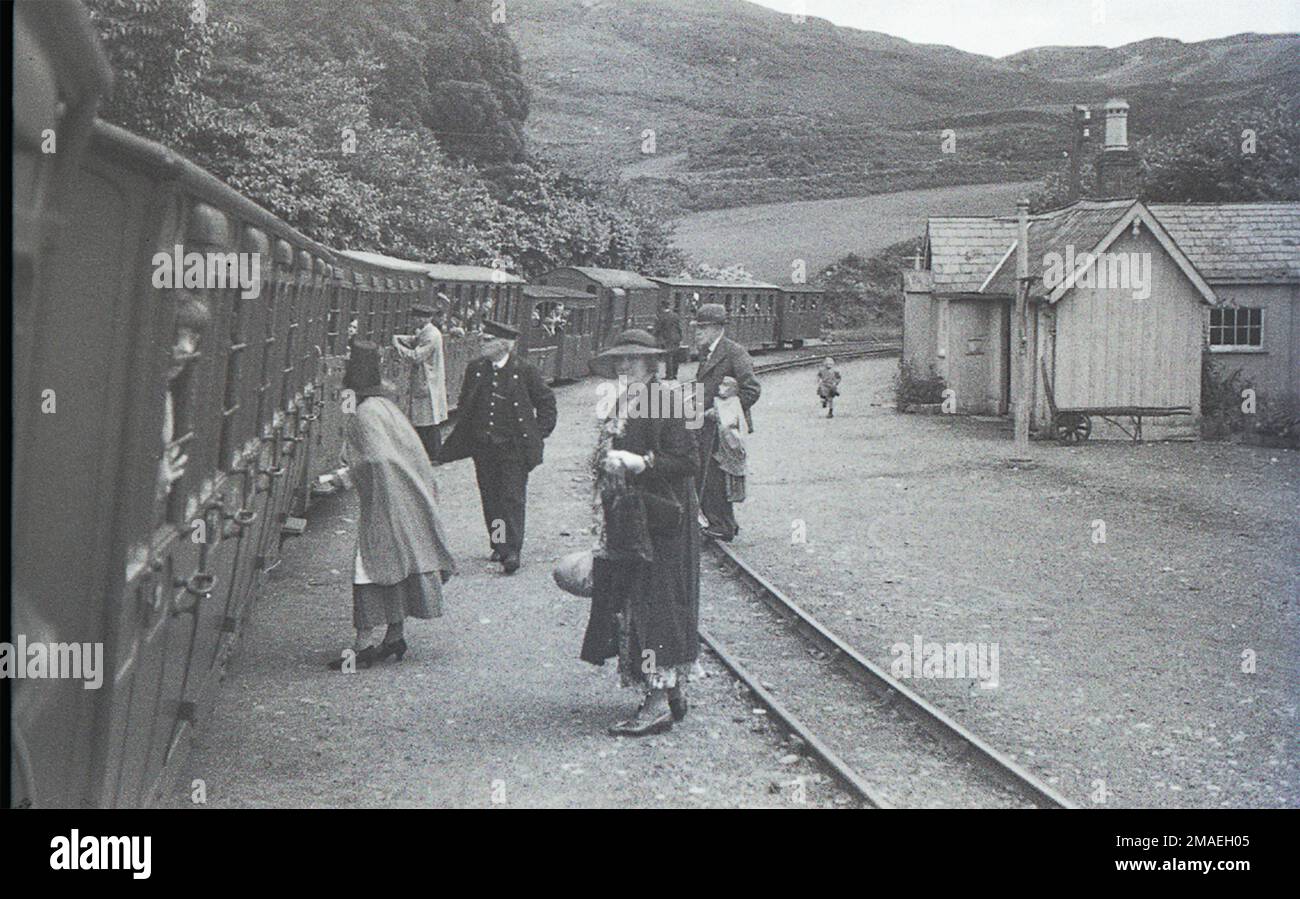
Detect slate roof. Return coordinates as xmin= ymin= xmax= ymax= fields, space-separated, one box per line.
xmin=1147 ymin=203 xmax=1300 ymax=283
xmin=926 ymin=200 xmax=1300 ymax=297
xmin=983 ymin=198 xmax=1135 ymax=297
xmin=924 ymin=217 xmax=1019 ymax=293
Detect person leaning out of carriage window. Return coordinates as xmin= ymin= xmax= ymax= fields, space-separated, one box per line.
xmin=393 ymin=302 xmax=449 ymax=463
xmin=157 ymin=290 xmax=212 ymax=508
xmin=330 ymin=340 xmax=457 ymax=670
xmin=580 ymin=329 xmax=702 ymax=737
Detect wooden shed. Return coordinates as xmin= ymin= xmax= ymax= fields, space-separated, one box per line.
xmin=908 ymin=199 xmax=1220 ymax=440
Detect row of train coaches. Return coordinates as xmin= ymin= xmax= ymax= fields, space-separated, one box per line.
xmin=10 ymin=0 xmax=824 ymax=808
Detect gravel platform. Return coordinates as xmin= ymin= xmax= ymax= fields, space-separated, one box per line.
xmin=167 ymin=370 xmax=856 ymax=809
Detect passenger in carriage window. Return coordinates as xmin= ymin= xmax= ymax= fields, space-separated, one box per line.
xmin=157 ymin=290 xmax=212 ymax=510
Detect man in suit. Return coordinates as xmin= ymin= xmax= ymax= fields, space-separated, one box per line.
xmin=691 ymin=303 xmax=760 ymax=542
xmin=440 ymin=320 xmax=557 ymax=574
xmin=653 ymin=300 xmax=684 ymax=380
xmin=392 ymin=302 xmax=449 ymax=463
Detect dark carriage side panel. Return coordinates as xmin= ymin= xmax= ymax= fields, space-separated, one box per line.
xmin=13 ymin=159 xmax=153 ymax=807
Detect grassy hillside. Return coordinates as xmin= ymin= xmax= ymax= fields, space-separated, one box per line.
xmin=508 ymin=0 xmax=1299 ymax=213
xmin=670 ymin=180 xmax=1037 ymax=282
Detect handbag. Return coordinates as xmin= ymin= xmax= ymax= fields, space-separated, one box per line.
xmin=639 ymin=471 xmax=684 ymax=536
xmin=552 ymin=550 xmax=594 ymax=597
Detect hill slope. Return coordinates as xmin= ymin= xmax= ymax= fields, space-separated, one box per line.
xmin=508 ymin=0 xmax=1299 ymax=212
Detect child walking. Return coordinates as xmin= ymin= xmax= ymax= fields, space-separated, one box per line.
xmin=816 ymin=357 xmax=841 ymax=418
xmin=712 ymin=376 xmax=747 ymax=504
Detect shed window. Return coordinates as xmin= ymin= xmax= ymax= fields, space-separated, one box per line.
xmin=1210 ymin=307 xmax=1262 ymax=349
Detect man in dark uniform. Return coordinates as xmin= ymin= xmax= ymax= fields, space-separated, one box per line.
xmin=440 ymin=320 xmax=557 ymax=574
xmin=653 ymin=300 xmax=684 ymax=380
xmin=691 ymin=303 xmax=760 ymax=542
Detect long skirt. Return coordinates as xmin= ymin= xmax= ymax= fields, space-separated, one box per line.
xmin=352 ymin=549 xmax=443 ymax=629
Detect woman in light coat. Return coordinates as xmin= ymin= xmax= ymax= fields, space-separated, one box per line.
xmin=329 ymin=341 xmax=456 ymax=669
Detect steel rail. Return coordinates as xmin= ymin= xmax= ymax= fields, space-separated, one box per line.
xmin=697 ymin=627 xmax=889 ymax=808
xmin=703 ymin=540 xmax=1076 ymax=809
xmin=705 ymin=345 xmax=1076 ymax=809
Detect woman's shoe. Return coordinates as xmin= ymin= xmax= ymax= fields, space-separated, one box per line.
xmin=376 ymin=638 xmax=407 ymax=662
xmin=668 ymin=685 xmax=689 ymax=721
xmin=608 ymin=708 xmax=673 ymax=737
xmin=609 ymin=691 xmax=675 ymax=736
xmin=328 ymin=644 xmax=381 ymax=670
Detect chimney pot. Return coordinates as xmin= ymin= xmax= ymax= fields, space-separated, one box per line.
xmin=1103 ymin=97 xmax=1130 ymax=151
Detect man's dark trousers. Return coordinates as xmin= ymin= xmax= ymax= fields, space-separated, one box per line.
xmin=664 ymin=347 xmax=681 ymax=379
xmin=473 ymin=442 xmax=529 ymax=556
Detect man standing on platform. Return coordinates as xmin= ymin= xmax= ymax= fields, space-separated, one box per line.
xmin=654 ymin=299 xmax=684 ymax=380
xmin=440 ymin=320 xmax=557 ymax=574
xmin=393 ymin=302 xmax=448 ymax=463
xmin=691 ymin=303 xmax=760 ymax=543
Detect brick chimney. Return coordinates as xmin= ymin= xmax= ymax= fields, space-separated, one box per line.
xmin=1095 ymin=98 xmax=1139 ymax=198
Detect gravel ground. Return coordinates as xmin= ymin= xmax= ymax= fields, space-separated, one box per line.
xmin=701 ymin=560 xmax=1036 ymax=807
xmin=725 ymin=356 xmax=1299 ymax=809
xmin=167 ymin=369 xmax=856 ymax=809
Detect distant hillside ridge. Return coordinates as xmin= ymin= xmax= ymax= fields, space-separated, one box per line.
xmin=508 ymin=0 xmax=1299 ymax=213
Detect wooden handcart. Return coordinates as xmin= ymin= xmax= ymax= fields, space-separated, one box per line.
xmin=1039 ymin=359 xmax=1192 ymax=445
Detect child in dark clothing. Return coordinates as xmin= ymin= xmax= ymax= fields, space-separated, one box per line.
xmin=816 ymin=357 xmax=841 ymax=418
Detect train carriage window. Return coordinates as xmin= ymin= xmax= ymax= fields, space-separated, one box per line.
xmin=723 ymin=294 xmax=732 ymax=313
xmin=255 ymin=272 xmax=280 ymax=429
xmin=218 ymin=280 xmax=247 ymax=471
xmin=280 ymin=265 xmax=301 ymax=407
xmin=326 ymin=281 xmax=341 ymax=355
xmin=161 ymin=290 xmax=214 ymax=522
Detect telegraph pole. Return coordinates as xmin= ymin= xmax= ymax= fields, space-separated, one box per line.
xmin=1013 ymin=198 xmax=1032 ymax=455
xmin=1069 ymin=104 xmax=1091 ymax=202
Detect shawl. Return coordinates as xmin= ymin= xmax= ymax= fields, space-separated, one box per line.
xmin=346 ymin=397 xmax=457 ymax=585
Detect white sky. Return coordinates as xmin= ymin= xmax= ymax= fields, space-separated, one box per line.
xmin=751 ymin=0 xmax=1300 ymax=57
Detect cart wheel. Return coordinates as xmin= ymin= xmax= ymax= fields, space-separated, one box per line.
xmin=1055 ymin=413 xmax=1091 ymax=445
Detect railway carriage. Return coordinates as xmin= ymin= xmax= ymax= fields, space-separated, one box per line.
xmin=649 ymin=277 xmax=783 ymax=355
xmin=12 ymin=92 xmax=350 ymax=806
xmin=777 ymin=285 xmax=825 ymax=347
xmin=537 ymin=266 xmax=662 ymax=347
xmin=519 ymin=284 xmax=599 ymax=381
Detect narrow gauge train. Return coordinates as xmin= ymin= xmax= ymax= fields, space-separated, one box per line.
xmin=10 ymin=0 xmax=828 ymax=808
xmin=537 ymin=267 xmax=823 ymax=356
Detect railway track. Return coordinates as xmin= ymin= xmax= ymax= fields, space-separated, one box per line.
xmin=750 ymin=339 xmax=900 ymax=372
xmin=697 ymin=347 xmax=1075 ymax=809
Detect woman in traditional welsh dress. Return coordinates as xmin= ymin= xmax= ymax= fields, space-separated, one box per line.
xmin=329 ymin=341 xmax=456 ymax=669
xmin=579 ymin=330 xmax=701 ymax=736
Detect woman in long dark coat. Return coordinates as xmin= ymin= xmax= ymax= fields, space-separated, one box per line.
xmin=329 ymin=340 xmax=457 ymax=670
xmin=580 ymin=330 xmax=701 ymax=736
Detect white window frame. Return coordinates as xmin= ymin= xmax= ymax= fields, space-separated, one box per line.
xmin=1208 ymin=306 xmax=1265 ymax=353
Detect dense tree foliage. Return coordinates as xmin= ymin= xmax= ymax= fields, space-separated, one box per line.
xmin=818 ymin=239 xmax=919 ymax=329
xmin=84 ymin=0 xmax=683 ymax=275
xmin=1031 ymin=98 xmax=1300 ymax=210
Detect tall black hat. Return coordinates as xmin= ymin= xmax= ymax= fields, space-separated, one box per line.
xmin=343 ymin=340 xmax=386 ymax=400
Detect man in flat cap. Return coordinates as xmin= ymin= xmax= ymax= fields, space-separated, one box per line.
xmin=691 ymin=303 xmax=760 ymax=542
xmin=440 ymin=319 xmax=557 ymax=574
xmin=393 ymin=302 xmax=449 ymax=462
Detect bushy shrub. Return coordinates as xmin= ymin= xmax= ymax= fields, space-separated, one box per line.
xmin=1255 ymin=392 xmax=1300 ymax=447
xmin=893 ymin=360 xmax=947 ymax=411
